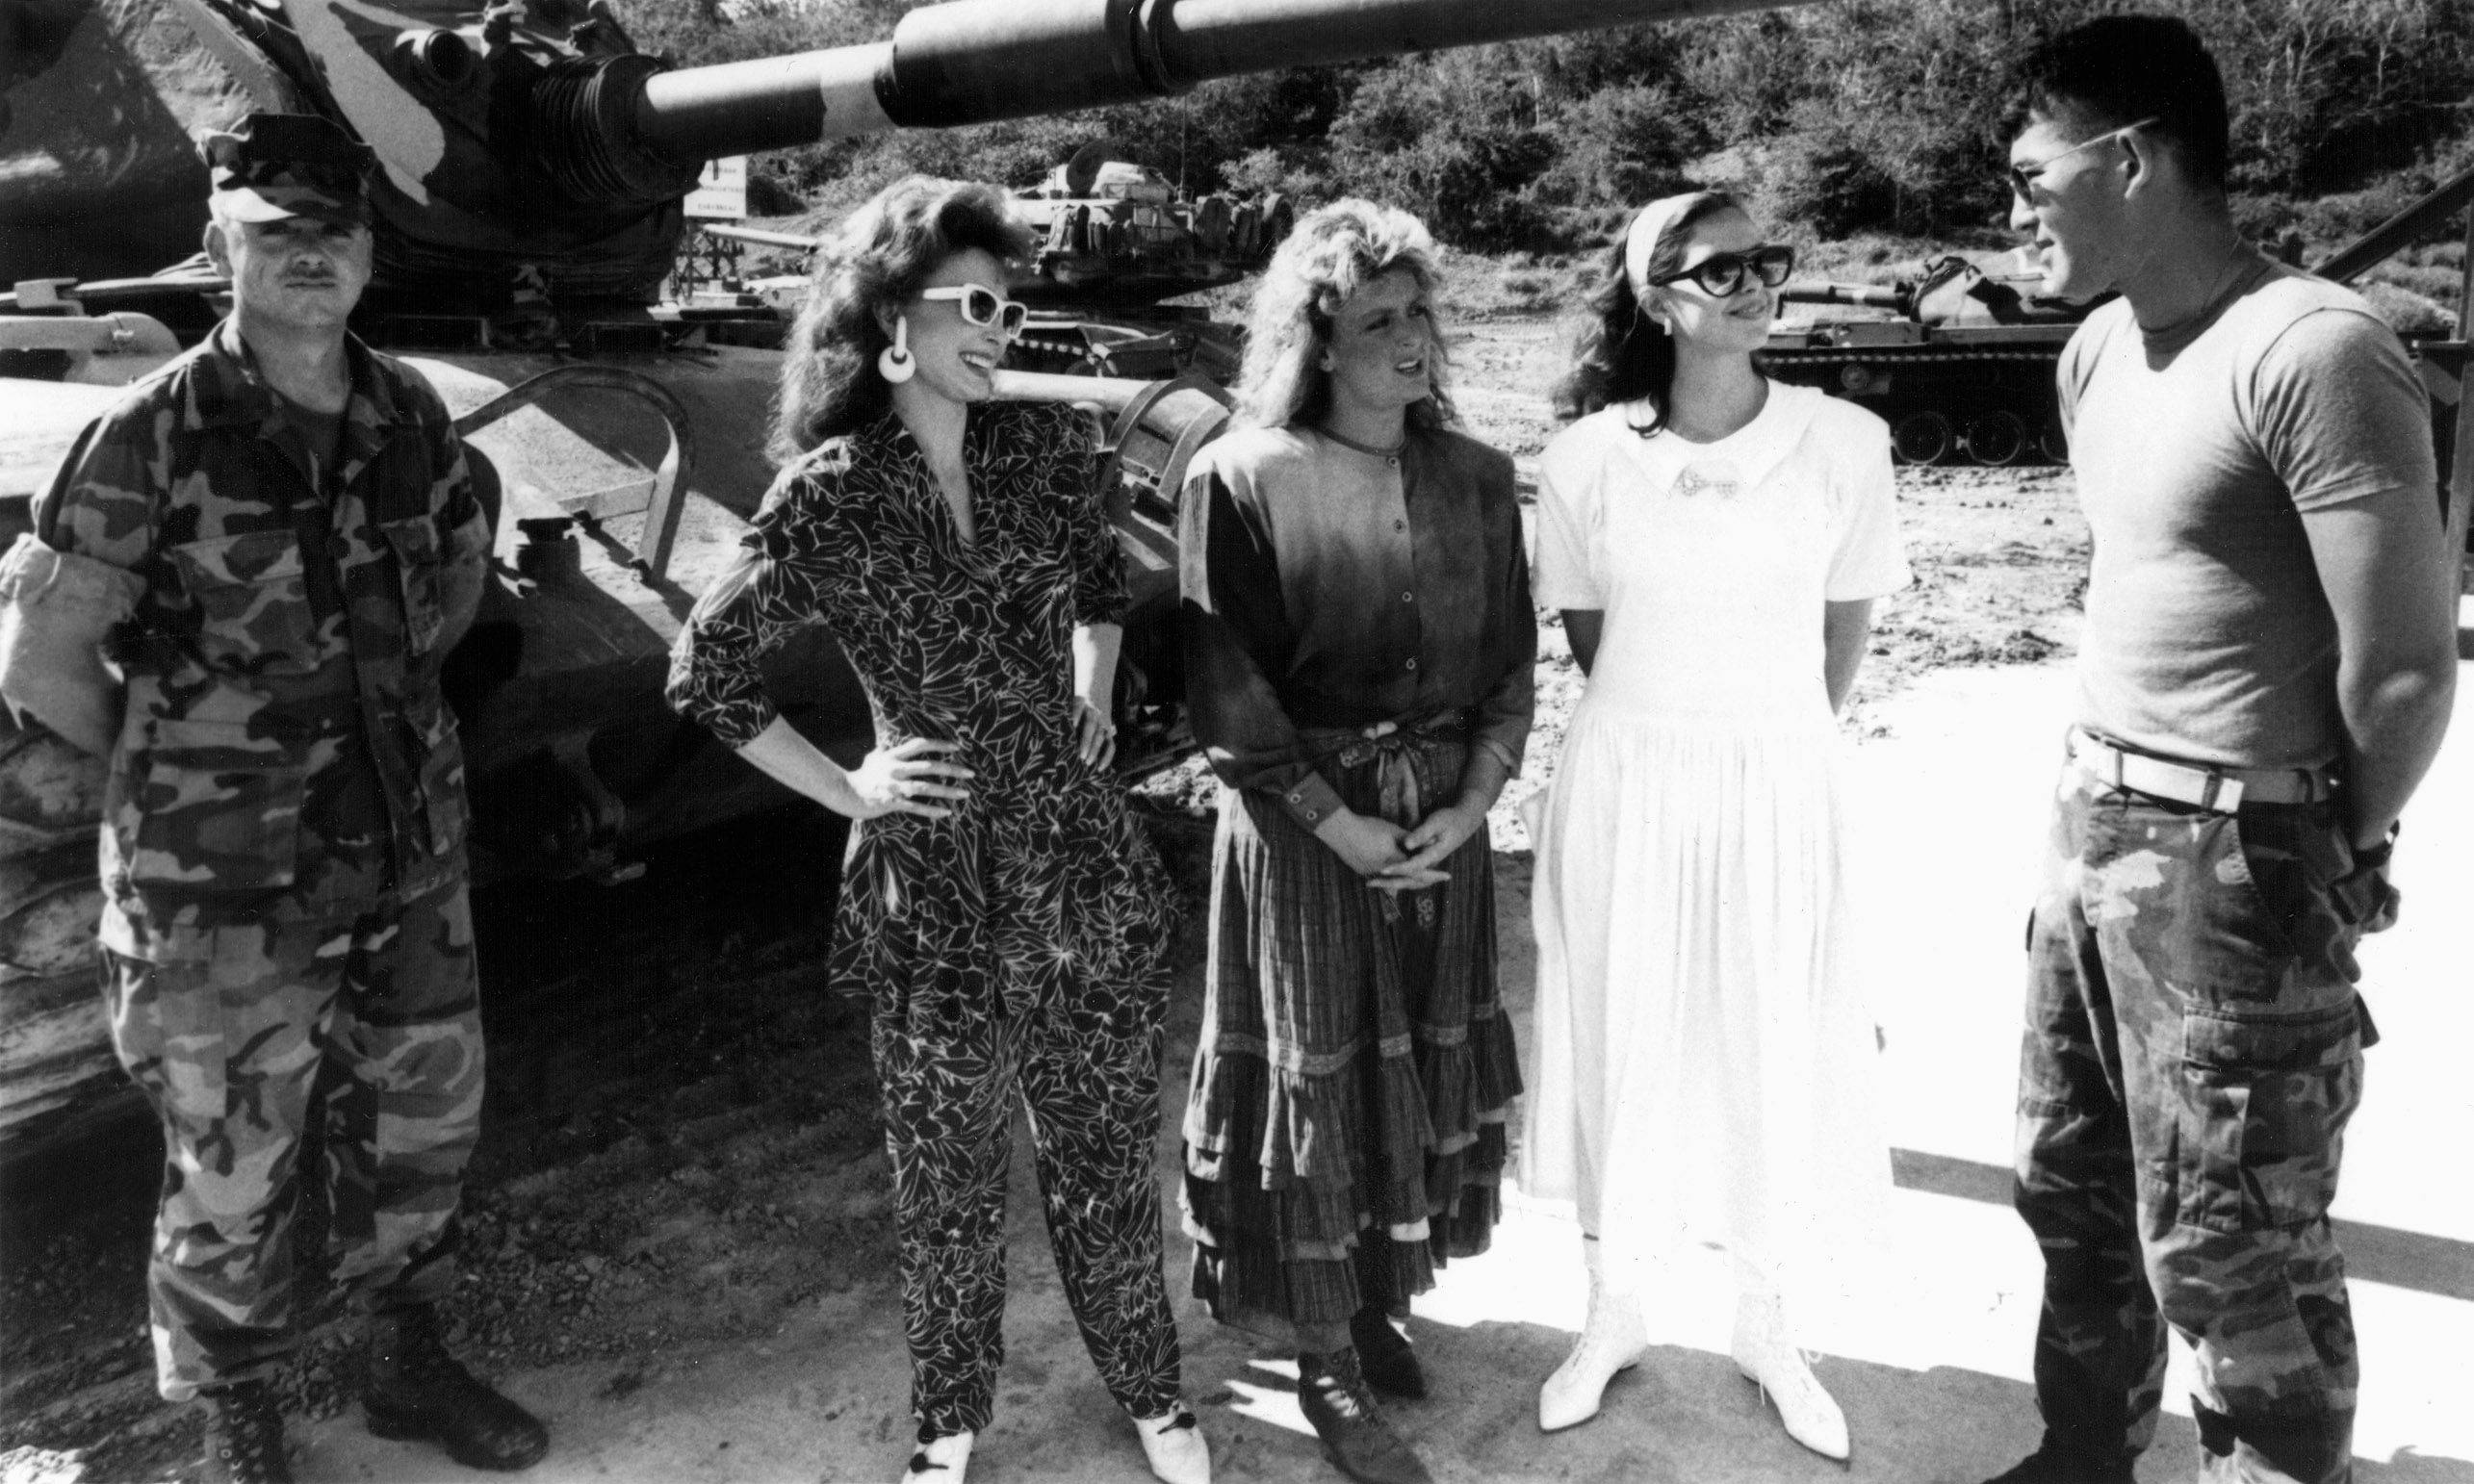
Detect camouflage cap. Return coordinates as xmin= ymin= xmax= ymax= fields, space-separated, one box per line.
xmin=196 ymin=114 xmax=375 ymax=226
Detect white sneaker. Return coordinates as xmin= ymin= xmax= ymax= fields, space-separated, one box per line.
xmin=1730 ymin=1292 xmax=1848 ymax=1461
xmin=1135 ymin=1406 xmax=1212 ymax=1484
xmin=897 ymin=1429 xmax=973 ymax=1482
xmin=1537 ymin=1271 xmax=1648 ymax=1431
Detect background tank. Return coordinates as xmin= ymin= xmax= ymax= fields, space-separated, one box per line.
xmin=0 ymin=0 xmax=1792 ymax=1149
xmin=690 ymin=140 xmax=1294 ymax=381
xmin=1006 ymin=140 xmax=1293 ymax=381
xmin=1764 ymin=247 xmax=2100 ymax=468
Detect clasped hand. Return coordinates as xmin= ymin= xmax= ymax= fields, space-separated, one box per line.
xmin=2333 ymin=855 xmax=2402 ymax=934
xmin=1318 ymin=801 xmax=1485 ymax=892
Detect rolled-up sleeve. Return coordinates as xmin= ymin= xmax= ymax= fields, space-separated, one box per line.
xmin=2 ymin=412 xmax=152 ymax=742
xmin=1177 ymin=462 xmax=1346 ymax=831
xmin=0 ymin=533 xmax=142 ymax=734
xmin=666 ymin=471 xmax=838 ymax=749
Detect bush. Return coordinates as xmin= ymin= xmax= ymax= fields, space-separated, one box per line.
xmin=1327 ymin=53 xmax=1560 ymax=251
xmin=2356 ymin=279 xmax=2454 ymax=334
xmin=1762 ymin=128 xmax=1904 ymax=240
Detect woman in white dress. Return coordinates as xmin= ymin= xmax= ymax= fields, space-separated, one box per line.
xmin=1521 ymin=191 xmax=1911 ymax=1458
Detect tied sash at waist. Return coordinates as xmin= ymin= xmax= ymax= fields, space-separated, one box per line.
xmin=1296 ymin=707 xmax=1473 ymax=829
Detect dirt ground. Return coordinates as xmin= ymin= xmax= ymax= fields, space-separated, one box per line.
xmin=0 ymin=312 xmax=2092 ymax=1484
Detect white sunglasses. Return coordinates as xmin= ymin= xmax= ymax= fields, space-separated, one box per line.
xmin=917 ymin=282 xmax=1028 ymax=336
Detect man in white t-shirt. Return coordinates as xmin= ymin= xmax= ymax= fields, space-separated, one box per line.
xmin=1984 ymin=16 xmax=2460 ymax=1484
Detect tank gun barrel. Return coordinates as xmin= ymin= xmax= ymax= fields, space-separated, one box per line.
xmin=1777 ymin=280 xmax=1914 ymax=312
xmin=698 ymin=223 xmax=827 ymax=251
xmin=633 ymin=0 xmax=1806 ymax=166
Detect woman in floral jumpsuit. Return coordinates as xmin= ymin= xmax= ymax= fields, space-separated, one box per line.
xmin=666 ymin=177 xmax=1206 ymax=1484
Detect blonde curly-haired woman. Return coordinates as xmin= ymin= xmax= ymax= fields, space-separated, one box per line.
xmin=1175 ymin=199 xmax=1535 ymax=1484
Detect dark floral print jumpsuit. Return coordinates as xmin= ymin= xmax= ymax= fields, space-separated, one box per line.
xmin=667 ymin=399 xmax=1183 ymax=1438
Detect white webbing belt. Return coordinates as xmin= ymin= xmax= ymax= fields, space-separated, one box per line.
xmin=2067 ymin=729 xmax=2333 ymax=812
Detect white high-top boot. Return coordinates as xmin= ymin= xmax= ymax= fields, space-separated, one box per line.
xmin=1134 ymin=1405 xmax=1211 ymax=1484
xmin=1730 ymin=1290 xmax=1847 ymax=1461
xmin=1537 ymin=1238 xmax=1649 ymax=1432
xmin=897 ymin=1428 xmax=974 ymax=1482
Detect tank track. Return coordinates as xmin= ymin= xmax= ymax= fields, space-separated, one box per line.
xmin=1765 ymin=344 xmax=2070 ymax=467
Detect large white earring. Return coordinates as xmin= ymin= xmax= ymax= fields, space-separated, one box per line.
xmin=878 ymin=315 xmax=915 ymax=384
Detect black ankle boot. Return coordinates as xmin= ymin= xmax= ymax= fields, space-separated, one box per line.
xmin=364 ymin=1306 xmax=549 ymax=1471
xmin=1296 ymin=1347 xmax=1431 ymax=1484
xmin=1980 ymin=1440 xmax=2139 ymax=1484
xmin=200 ymin=1379 xmax=294 ymax=1484
xmin=1348 ymin=1305 xmax=1427 ymax=1400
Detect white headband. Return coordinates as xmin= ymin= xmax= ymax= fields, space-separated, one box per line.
xmin=1623 ymin=192 xmax=1720 ymax=300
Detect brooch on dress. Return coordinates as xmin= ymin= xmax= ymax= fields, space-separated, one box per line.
xmin=1674 ymin=459 xmax=1743 ymax=499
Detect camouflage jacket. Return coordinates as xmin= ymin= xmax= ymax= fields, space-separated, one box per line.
xmin=30 ymin=319 xmax=487 ymax=959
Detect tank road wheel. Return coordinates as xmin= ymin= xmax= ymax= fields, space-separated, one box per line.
xmin=1891 ymin=409 xmax=1954 ymax=466
xmin=2038 ymin=418 xmax=2070 ymax=464
xmin=1963 ymin=408 xmax=2029 ymax=467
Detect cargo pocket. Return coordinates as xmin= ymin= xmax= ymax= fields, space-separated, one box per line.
xmin=2174 ymin=1003 xmax=2362 ymax=1233
xmin=403 ymin=695 xmax=469 ymax=859
xmin=128 ymin=719 xmax=306 ymax=891
xmin=379 ymin=516 xmax=447 ymax=654
xmin=170 ymin=531 xmax=321 ymax=674
xmin=101 ymin=950 xmax=230 ymax=1118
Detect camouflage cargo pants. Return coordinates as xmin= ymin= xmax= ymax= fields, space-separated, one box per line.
xmin=2017 ymin=762 xmax=2376 ymax=1484
xmin=103 ymin=879 xmax=483 ymax=1401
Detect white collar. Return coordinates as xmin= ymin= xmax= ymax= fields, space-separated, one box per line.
xmin=1616 ymin=381 xmax=1819 ymax=497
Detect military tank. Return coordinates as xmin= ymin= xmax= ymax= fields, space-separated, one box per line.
xmin=1764 ymin=247 xmax=2100 ymax=467
xmin=689 ymin=141 xmax=1291 ymax=381
xmin=1004 ymin=140 xmax=1292 ymax=382
xmin=0 ymin=0 xmax=1784 ymax=1147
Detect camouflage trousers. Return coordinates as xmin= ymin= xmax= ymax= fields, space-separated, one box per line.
xmin=103 ymin=878 xmax=483 ymax=1402
xmin=2016 ymin=760 xmax=2376 ymax=1484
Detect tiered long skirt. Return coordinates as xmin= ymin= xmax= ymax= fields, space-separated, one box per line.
xmin=1180 ymin=739 xmax=1519 ymax=1336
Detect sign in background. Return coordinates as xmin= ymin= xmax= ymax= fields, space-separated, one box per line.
xmin=685 ymin=157 xmax=748 ymax=219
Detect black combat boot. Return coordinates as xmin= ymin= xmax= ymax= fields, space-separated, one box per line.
xmin=1348 ymin=1304 xmax=1427 ymax=1400
xmin=364 ymin=1306 xmax=549 ymax=1471
xmin=1979 ymin=1438 xmax=2139 ymax=1484
xmin=1296 ymin=1347 xmax=1432 ymax=1484
xmin=200 ymin=1378 xmax=294 ymax=1484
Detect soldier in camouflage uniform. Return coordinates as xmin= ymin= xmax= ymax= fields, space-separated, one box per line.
xmin=0 ymin=115 xmax=547 ymax=1482
xmin=1982 ymin=20 xmax=2460 ymax=1484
